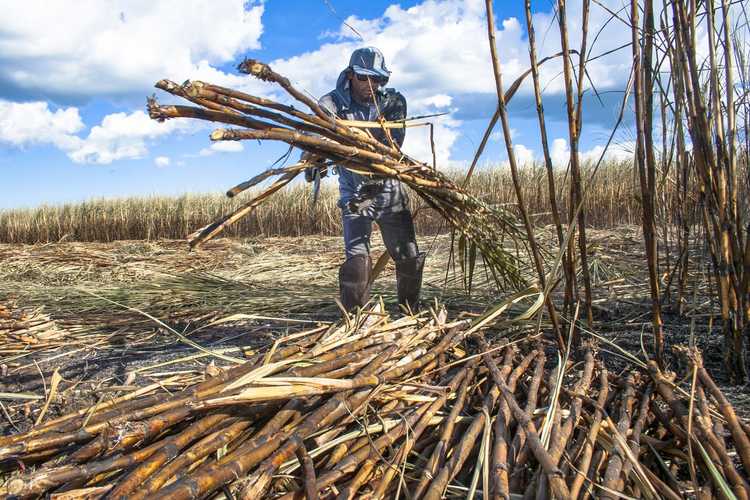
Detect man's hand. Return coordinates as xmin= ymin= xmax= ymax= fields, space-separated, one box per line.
xmin=301 ymin=151 xmax=327 ymax=183
xmin=300 ymin=150 xmax=320 ymax=163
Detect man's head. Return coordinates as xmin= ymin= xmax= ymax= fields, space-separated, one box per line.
xmin=346 ymin=47 xmax=390 ymax=104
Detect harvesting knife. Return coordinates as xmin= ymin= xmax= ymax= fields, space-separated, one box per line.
xmin=311 ymin=165 xmax=322 ymax=207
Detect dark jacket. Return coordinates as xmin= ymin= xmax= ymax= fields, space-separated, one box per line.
xmin=319 ymin=70 xmax=407 ymax=204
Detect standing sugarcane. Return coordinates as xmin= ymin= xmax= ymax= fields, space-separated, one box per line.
xmin=663 ymin=0 xmax=749 ymax=383
xmin=631 ymin=0 xmax=666 ymax=368
xmin=484 ymin=0 xmax=565 ymax=351
xmin=558 ymin=0 xmax=595 ymax=333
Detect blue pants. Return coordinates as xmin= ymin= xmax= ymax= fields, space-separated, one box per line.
xmin=340 ymin=184 xmax=419 ymax=261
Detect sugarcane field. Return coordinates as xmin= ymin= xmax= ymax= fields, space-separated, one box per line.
xmin=2 ymin=0 xmax=750 ymax=499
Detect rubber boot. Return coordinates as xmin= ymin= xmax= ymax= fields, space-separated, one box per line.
xmin=396 ymin=252 xmax=426 ymax=312
xmin=339 ymin=254 xmax=371 ymax=312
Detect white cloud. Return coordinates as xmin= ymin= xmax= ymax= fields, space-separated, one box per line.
xmin=0 ymin=1 xmax=642 ymax=168
xmin=67 ymin=110 xmax=194 ymax=164
xmin=0 ymin=1 xmax=265 ymax=99
xmin=509 ymin=138 xmax=636 ymax=168
xmin=0 ymin=100 xmax=84 ymax=150
xmin=154 ymin=156 xmax=170 ymax=168
xmin=580 ymin=141 xmax=635 ymax=164
xmin=268 ymin=0 xmax=635 ymax=165
xmin=513 ymin=144 xmax=535 ymax=166
xmin=199 ymin=141 xmax=245 ymax=156
xmin=402 ymin=118 xmax=461 ymax=165
xmin=0 ymin=100 xmax=200 ymax=164
xmin=551 ymin=138 xmax=570 ymax=168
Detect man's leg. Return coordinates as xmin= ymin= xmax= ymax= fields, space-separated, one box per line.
xmin=340 ymin=209 xmax=373 ymax=311
xmin=378 ymin=208 xmax=425 ymax=310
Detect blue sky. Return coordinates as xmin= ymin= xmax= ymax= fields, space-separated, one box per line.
xmin=0 ymin=0 xmax=637 ymax=209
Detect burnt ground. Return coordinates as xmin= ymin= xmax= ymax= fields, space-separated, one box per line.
xmin=1 ymin=226 xmax=748 ymax=436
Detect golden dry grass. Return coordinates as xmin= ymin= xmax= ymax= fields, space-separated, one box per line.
xmin=0 ymin=160 xmax=663 ymax=244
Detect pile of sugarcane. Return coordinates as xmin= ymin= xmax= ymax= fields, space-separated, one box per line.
xmin=0 ymin=304 xmax=78 ymax=354
xmin=2 ymin=301 xmax=750 ymax=499
xmin=146 ymin=59 xmax=526 ymax=287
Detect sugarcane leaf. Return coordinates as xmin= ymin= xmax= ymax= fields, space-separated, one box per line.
xmin=467 ymin=240 xmax=477 ymax=295
xmin=696 ymin=440 xmax=738 ymax=500
xmin=457 ymin=233 xmax=467 ymax=288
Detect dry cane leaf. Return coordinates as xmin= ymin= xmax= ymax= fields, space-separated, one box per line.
xmin=35 ymin=368 xmax=62 ymax=426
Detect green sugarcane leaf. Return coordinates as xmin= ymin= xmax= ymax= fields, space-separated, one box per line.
xmin=468 ymin=240 xmax=477 ymax=295
xmin=696 ymin=440 xmax=737 ymax=500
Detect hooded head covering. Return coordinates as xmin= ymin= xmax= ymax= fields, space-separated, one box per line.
xmin=330 ymin=47 xmax=391 ymax=111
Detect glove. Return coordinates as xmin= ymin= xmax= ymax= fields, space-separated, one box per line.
xmin=306 ymin=166 xmax=327 ymax=183
xmin=301 ymin=151 xmax=327 ymax=183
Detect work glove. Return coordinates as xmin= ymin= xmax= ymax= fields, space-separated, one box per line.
xmin=301 ymin=151 xmax=328 ymax=183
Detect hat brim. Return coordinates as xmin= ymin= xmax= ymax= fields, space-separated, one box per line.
xmin=350 ymin=66 xmax=391 ymax=80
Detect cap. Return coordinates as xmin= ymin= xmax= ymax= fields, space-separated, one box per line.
xmin=348 ymin=47 xmax=391 ymax=81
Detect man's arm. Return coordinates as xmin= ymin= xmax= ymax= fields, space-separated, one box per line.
xmin=381 ymin=89 xmax=407 ymax=148
xmin=302 ymin=94 xmax=340 ymax=182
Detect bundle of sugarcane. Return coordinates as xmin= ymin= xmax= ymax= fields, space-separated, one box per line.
xmin=2 ymin=299 xmax=750 ymax=499
xmin=146 ymin=59 xmax=528 ymax=288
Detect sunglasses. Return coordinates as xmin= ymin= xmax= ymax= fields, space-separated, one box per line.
xmin=354 ymin=73 xmax=388 ymax=85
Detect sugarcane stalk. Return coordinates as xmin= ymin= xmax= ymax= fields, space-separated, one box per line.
xmin=273 ymin=394 xmax=434 ymax=499
xmin=287 ymin=344 xmax=386 ymax=378
xmin=68 ymin=405 xmax=197 ymax=464
xmin=209 ymin=345 xmax=399 ymax=499
xmin=412 ymin=362 xmax=479 ymax=499
xmin=369 ymin=367 xmax=472 ymax=499
xmin=237 ymin=59 xmax=343 ymax=129
xmin=682 ymin=347 xmax=750 ymax=477
xmin=295 ymin=443 xmax=319 ymax=500
xmin=186 ymin=80 xmax=401 ymax=160
xmin=537 ymin=349 xmax=595 ymax=498
xmin=1 ymin=437 xmax=168 ymax=498
xmin=499 ymin=352 xmax=544 ymax=499
xmin=1 ymin=347 xmax=289 ymax=448
xmin=349 ymin=367 xmax=472 ymax=500
xmin=558 ymin=0 xmax=594 ymax=329
xmin=477 ymin=337 xmax=570 ymax=499
xmin=569 ymin=368 xmax=610 ymax=499
xmin=189 ymin=165 xmax=304 ymax=248
xmin=210 ymin=128 xmax=440 ymax=189
xmin=699 ymin=386 xmax=728 ymax=455
xmin=601 ymin=374 xmax=636 ymax=499
xmin=617 ymin=385 xmax=654 ymax=496
xmin=649 ymin=361 xmax=750 ymax=498
xmin=579 ymin=448 xmax=606 ymax=500
xmin=641 ymin=466 xmax=683 ymax=500
xmin=153 ymin=397 xmax=309 ymax=499
xmin=106 ymin=413 xmax=236 ymax=498
xmin=630 ymin=0 xmax=666 ymax=367
xmin=226 ymin=162 xmax=307 ymax=198
xmin=421 ymin=348 xmax=514 ymax=500
xmin=134 ymin=417 xmax=255 ymax=497
xmin=483 ymin=0 xmax=564 ymax=349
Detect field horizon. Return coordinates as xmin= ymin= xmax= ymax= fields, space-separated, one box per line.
xmin=1 ymin=160 xmax=665 ymax=244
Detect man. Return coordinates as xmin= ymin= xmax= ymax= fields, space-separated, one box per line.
xmin=303 ymin=47 xmax=425 ymax=313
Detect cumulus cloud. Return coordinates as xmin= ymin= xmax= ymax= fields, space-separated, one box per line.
xmin=513 ymin=144 xmax=536 ymax=166
xmin=154 ymin=156 xmax=170 ymax=167
xmin=0 ymin=1 xmax=265 ymax=101
xmin=0 ymin=100 xmax=84 ymax=150
xmin=68 ymin=111 xmax=195 ymax=164
xmin=0 ymin=99 xmax=200 ymax=164
xmin=506 ymin=138 xmax=636 ymax=168
xmin=270 ymin=0 xmax=636 ymax=165
xmin=0 ymin=1 xmax=643 ymax=167
xmin=198 ymin=141 xmax=245 ymax=156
